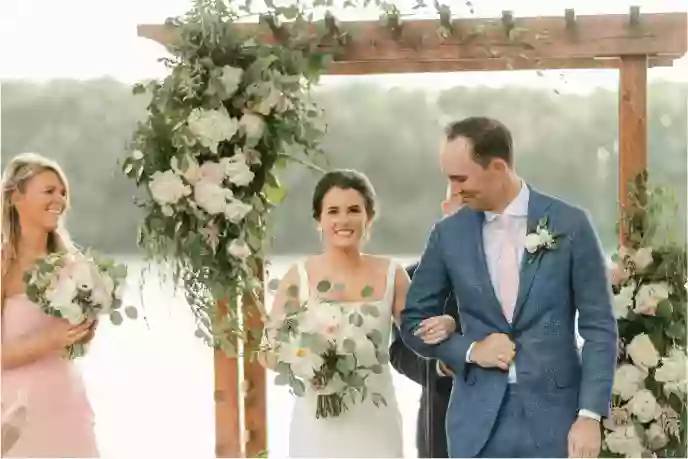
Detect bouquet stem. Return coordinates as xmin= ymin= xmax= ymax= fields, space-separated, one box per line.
xmin=66 ymin=343 xmax=87 ymax=360
xmin=316 ymin=394 xmax=344 ymax=419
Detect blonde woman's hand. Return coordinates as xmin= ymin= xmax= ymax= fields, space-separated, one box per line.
xmin=46 ymin=318 xmax=95 ymax=350
xmin=414 ymin=315 xmax=456 ymax=344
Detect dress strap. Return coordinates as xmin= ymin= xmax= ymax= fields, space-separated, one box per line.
xmin=383 ymin=260 xmax=397 ymax=304
xmin=296 ymin=260 xmax=311 ymax=303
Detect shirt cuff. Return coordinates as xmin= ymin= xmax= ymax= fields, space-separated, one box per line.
xmin=436 ymin=360 xmax=447 ymax=377
xmin=465 ymin=342 xmax=476 ymax=363
xmin=578 ymin=409 xmax=601 ymax=421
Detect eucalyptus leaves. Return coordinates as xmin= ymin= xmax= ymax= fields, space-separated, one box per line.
xmin=263 ymin=280 xmax=389 ymax=418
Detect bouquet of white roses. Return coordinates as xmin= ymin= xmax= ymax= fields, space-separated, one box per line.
xmin=23 ymin=250 xmax=137 ymax=359
xmin=264 ymin=282 xmax=388 ymax=419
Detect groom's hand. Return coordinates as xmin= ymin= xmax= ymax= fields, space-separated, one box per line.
xmin=568 ymin=417 xmax=601 ymax=458
xmin=469 ymin=334 xmax=515 ymax=370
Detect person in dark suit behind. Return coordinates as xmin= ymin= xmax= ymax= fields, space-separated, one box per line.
xmin=389 ymin=186 xmax=463 ymax=458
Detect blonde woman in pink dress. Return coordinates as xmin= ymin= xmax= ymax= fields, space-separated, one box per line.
xmin=1 ymin=152 xmax=99 ymax=457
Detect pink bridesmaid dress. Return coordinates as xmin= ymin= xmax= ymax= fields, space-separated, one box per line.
xmin=2 ymin=293 xmax=99 ymax=457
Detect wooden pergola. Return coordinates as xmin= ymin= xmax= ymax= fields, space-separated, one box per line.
xmin=138 ymin=8 xmax=687 ymax=458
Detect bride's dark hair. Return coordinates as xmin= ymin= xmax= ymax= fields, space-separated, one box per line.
xmin=312 ymin=169 xmax=377 ymax=220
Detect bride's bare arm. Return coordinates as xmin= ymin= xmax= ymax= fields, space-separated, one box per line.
xmin=257 ymin=265 xmax=301 ymax=371
xmin=391 ymin=265 xmax=410 ymax=326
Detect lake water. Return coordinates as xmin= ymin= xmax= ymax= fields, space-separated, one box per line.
xmin=77 ymin=255 xmax=422 ymax=459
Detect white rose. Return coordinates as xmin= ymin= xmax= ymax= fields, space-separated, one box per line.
xmin=604 ymin=424 xmax=644 ymax=458
xmin=91 ymin=273 xmax=114 ymax=311
xmin=239 ymin=112 xmax=265 ymax=142
xmin=149 ymin=170 xmax=191 ymax=206
xmin=646 ymin=422 xmax=669 ymax=450
xmin=59 ymin=302 xmax=86 ymax=325
xmin=613 ymin=284 xmax=634 ymax=319
xmin=634 ymin=282 xmax=670 ymax=316
xmin=628 ymin=389 xmax=662 ymax=423
xmin=631 ymin=247 xmax=654 ymax=271
xmin=627 ymin=333 xmax=660 ymax=370
xmin=254 ymin=85 xmax=282 ymax=115
xmin=536 ymin=228 xmax=554 ymax=247
xmin=228 ymin=238 xmax=251 ymax=260
xmin=224 ymin=199 xmax=253 ymax=223
xmin=277 ymin=336 xmax=324 ymax=380
xmin=180 ymin=156 xmax=202 ymax=184
xmin=219 ymin=65 xmax=243 ymax=97
xmin=199 ymin=161 xmax=226 ymax=185
xmin=194 ymin=181 xmax=231 ymax=215
xmin=655 ymin=348 xmax=686 ymax=393
xmin=612 ymin=364 xmax=647 ymax=401
xmin=524 ymin=233 xmax=542 ymax=253
xmin=132 ymin=149 xmax=144 ymax=160
xmin=220 ymin=154 xmax=255 ymax=187
xmin=46 ymin=277 xmax=77 ymax=309
xmin=72 ymin=258 xmax=95 ymax=292
xmin=187 ymin=108 xmax=239 ymax=154
xmin=161 ymin=205 xmax=174 ymax=217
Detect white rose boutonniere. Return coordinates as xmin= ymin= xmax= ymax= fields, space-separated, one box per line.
xmin=524 ymin=216 xmax=560 ymax=263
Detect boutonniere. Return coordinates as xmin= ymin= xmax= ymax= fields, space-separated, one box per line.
xmin=524 ymin=216 xmax=561 ymax=263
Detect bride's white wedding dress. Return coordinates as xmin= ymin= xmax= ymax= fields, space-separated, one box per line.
xmin=288 ymin=259 xmax=404 ymax=458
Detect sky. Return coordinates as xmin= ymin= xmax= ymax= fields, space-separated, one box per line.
xmin=0 ymin=0 xmax=686 ymax=92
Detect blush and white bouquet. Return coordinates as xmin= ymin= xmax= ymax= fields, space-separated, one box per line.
xmin=263 ymin=281 xmax=388 ymax=419
xmin=23 ymin=250 xmax=137 ymax=359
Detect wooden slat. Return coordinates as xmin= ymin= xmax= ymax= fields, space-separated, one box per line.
xmin=214 ymin=301 xmax=242 ymax=458
xmin=137 ymin=12 xmax=687 ymax=68
xmin=618 ymin=55 xmax=648 ymax=244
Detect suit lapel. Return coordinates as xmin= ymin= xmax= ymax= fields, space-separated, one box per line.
xmin=512 ymin=189 xmax=553 ymax=324
xmin=466 ymin=210 xmax=510 ymax=329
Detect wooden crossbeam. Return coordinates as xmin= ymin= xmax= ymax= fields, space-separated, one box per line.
xmin=138 ymin=12 xmax=687 ymax=74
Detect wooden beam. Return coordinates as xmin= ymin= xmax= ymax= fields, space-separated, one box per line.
xmin=325 ymin=56 xmax=674 ymax=74
xmin=137 ymin=12 xmax=687 ymax=67
xmin=214 ymin=301 xmax=242 ymax=458
xmin=618 ymin=55 xmax=648 ymax=244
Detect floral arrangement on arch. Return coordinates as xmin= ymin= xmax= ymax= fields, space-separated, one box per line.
xmin=602 ymin=179 xmax=687 ymax=458
xmin=121 ymin=0 xmax=331 ymax=352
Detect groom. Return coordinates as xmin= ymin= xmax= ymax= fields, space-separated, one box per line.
xmin=400 ymin=117 xmax=617 ymax=458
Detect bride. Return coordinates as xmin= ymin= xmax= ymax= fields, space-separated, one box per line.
xmin=260 ymin=169 xmax=456 ymax=458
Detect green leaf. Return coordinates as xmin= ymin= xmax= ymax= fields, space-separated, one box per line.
xmin=666 ymin=322 xmax=685 ymax=339
xmin=361 ymin=285 xmax=374 ymax=298
xmin=336 ymin=357 xmax=354 ymax=374
xmin=349 ymin=313 xmax=364 ymax=327
xmin=368 ymin=329 xmax=383 ymax=346
xmin=291 ymin=378 xmax=306 ymax=396
xmin=371 ymin=364 xmax=383 ymax=374
xmin=286 ymin=284 xmax=299 ymax=297
xmin=124 ymin=306 xmax=138 ymax=319
xmin=317 ymin=280 xmax=332 ymax=293
xmin=342 ymin=338 xmax=356 ymax=353
xmin=656 ymin=299 xmax=673 ymax=320
xmin=376 ymin=351 xmax=390 ymax=365
xmin=275 ymin=372 xmax=290 ymax=386
xmin=267 ymin=278 xmax=280 ymax=292
xmin=284 ymin=299 xmax=300 ymax=315
xmin=110 ymin=310 xmax=123 ymax=326
xmin=360 ymin=303 xmax=379 ymax=317
xmin=265 ymin=183 xmax=286 ymax=205
xmin=333 ymin=283 xmax=345 ymax=292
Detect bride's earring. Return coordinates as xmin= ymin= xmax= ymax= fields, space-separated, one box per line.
xmin=317 ymin=226 xmax=323 ymax=242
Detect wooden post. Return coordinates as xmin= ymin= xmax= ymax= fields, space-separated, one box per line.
xmin=214 ymin=301 xmax=242 ymax=458
xmin=242 ymin=284 xmax=268 ymax=457
xmin=618 ymin=54 xmax=648 ymax=244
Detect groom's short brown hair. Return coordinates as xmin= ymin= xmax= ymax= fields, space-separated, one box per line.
xmin=444 ymin=117 xmax=513 ymax=168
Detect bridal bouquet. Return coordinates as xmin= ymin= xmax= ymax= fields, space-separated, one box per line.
xmin=264 ymin=281 xmax=388 ymax=419
xmin=23 ymin=250 xmax=137 ymax=359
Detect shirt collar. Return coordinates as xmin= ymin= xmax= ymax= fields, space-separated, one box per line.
xmin=484 ymin=181 xmax=530 ymax=222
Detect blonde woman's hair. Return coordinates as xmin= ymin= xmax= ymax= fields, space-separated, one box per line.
xmin=1 ymin=153 xmax=74 ymax=276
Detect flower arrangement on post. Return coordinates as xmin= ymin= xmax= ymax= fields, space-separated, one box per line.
xmin=262 ymin=281 xmax=388 ymax=419
xmin=602 ymin=177 xmax=687 ymax=458
xmin=121 ymin=0 xmax=331 ymax=353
